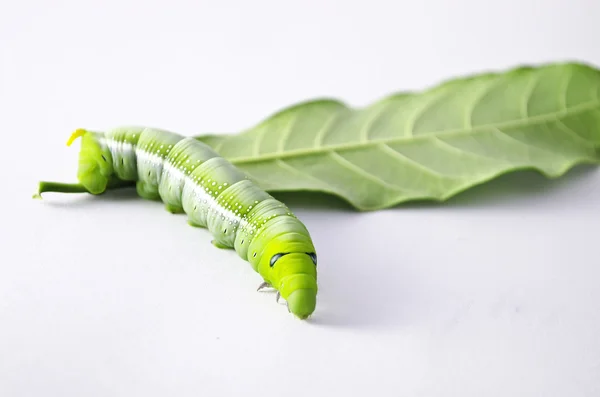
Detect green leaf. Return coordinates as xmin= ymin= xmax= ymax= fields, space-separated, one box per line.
xmin=195 ymin=62 xmax=600 ymax=211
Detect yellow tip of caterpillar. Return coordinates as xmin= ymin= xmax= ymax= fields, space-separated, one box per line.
xmin=66 ymin=128 xmax=87 ymax=146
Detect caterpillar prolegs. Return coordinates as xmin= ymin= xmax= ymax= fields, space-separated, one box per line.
xmin=36 ymin=126 xmax=318 ymax=320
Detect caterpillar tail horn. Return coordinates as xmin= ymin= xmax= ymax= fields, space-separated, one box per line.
xmin=66 ymin=128 xmax=87 ymax=147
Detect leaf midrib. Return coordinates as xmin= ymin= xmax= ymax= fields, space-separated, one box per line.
xmin=224 ymin=99 xmax=599 ymax=165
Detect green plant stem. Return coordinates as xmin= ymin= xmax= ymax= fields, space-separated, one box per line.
xmin=34 ymin=179 xmax=135 ymax=198
xmin=37 ymin=182 xmax=90 ymax=195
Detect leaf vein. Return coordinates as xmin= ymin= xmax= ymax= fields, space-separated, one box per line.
xmin=559 ymin=67 xmax=574 ymax=111
xmin=493 ymin=126 xmax=561 ymax=158
xmin=214 ymin=140 xmax=225 ymax=153
xmin=464 ymin=76 xmax=500 ymax=129
xmin=378 ymin=143 xmax=449 ymax=180
xmin=275 ymin=159 xmax=330 ymax=188
xmin=253 ymin=126 xmax=269 ymax=156
xmin=277 ymin=113 xmax=299 ymax=153
xmin=329 ymin=152 xmax=405 ymax=192
xmin=314 ymin=110 xmax=345 ymax=148
xmin=227 ymin=100 xmax=599 ymax=165
xmin=432 ymin=137 xmax=507 ymax=165
xmin=554 ymin=118 xmax=595 ymax=147
xmin=521 ymin=71 xmax=542 ymax=119
xmin=360 ymin=102 xmax=394 ymax=142
xmin=403 ymin=84 xmax=455 ymax=137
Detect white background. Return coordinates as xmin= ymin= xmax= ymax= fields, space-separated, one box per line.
xmin=1 ymin=0 xmax=599 ymax=396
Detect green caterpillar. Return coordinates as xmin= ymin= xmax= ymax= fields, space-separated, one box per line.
xmin=36 ymin=126 xmax=318 ymax=320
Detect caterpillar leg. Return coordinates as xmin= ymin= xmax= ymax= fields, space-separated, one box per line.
xmin=211 ymin=240 xmax=230 ymax=249
xmin=272 ymin=292 xmax=290 ymax=311
xmin=165 ymin=203 xmax=184 ymax=214
xmin=275 ymin=292 xmax=292 ymax=312
xmin=187 ymin=220 xmax=205 ymax=228
xmin=257 ymin=282 xmax=275 ymax=291
xmin=136 ymin=181 xmax=161 ymax=201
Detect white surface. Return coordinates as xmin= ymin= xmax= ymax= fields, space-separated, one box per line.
xmin=1 ymin=1 xmax=599 ymax=396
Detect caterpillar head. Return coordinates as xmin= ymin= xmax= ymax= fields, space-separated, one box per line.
xmin=66 ymin=129 xmax=114 ymax=194
xmin=256 ymin=233 xmax=318 ymax=320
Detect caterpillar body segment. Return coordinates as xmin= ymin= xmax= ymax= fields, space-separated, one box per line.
xmin=48 ymin=126 xmax=318 ymax=320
